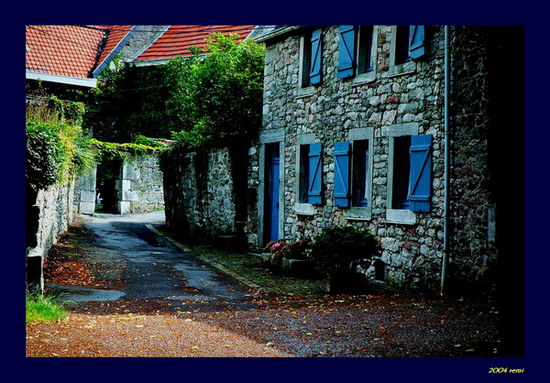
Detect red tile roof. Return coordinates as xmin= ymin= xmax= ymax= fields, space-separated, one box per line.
xmin=26 ymin=25 xmax=106 ymax=79
xmin=134 ymin=25 xmax=257 ymax=62
xmin=94 ymin=25 xmax=134 ymax=69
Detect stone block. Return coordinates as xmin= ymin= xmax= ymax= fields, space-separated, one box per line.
xmin=79 ymin=190 xmax=96 ymax=203
xmin=78 ymin=201 xmax=96 ymax=214
xmin=117 ymin=191 xmax=138 ymax=201
xmin=115 ymin=179 xmax=131 ymax=192
xmin=122 ymin=163 xmax=140 ymax=180
xmin=118 ymin=201 xmax=131 ymax=215
xmin=77 ymin=172 xmax=97 ymax=191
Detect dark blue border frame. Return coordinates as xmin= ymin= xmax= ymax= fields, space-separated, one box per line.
xmin=5 ymin=0 xmax=547 ymax=381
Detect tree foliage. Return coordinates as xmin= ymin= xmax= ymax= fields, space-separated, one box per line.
xmin=85 ymin=33 xmax=265 ymax=148
xmin=167 ymin=33 xmax=265 ymax=149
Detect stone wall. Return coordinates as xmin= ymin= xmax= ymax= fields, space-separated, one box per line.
xmin=445 ymin=26 xmax=523 ymax=295
xmin=116 ymin=154 xmax=164 ymax=214
xmin=26 ymin=179 xmax=75 ymax=288
xmin=257 ymin=25 xmax=501 ymax=292
xmin=162 ymin=147 xmax=241 ymax=240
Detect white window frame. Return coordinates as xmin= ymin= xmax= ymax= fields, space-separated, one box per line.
xmin=294 ymin=134 xmax=317 ymax=216
xmin=297 ymin=33 xmax=316 ymax=97
xmin=386 ymin=123 xmax=419 ymax=225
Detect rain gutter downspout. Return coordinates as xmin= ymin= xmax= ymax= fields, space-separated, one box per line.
xmin=440 ymin=25 xmax=451 ymax=295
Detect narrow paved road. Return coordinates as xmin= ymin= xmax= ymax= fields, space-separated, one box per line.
xmin=28 ymin=211 xmax=500 ymax=358
xmin=50 ymin=211 xmax=254 ymax=309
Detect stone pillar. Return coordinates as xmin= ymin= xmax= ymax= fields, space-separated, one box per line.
xmin=116 ymin=161 xmax=139 ymax=214
xmin=74 ymin=164 xmax=97 ymax=214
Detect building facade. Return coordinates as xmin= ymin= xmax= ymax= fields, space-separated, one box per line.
xmin=252 ymin=25 xmax=523 ymax=294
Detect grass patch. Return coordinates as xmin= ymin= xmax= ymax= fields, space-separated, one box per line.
xmin=190 ymin=244 xmax=327 ymax=296
xmin=26 ymin=290 xmax=68 ymax=323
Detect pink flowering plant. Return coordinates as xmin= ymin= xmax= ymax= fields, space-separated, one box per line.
xmin=263 ymin=239 xmax=310 ymax=262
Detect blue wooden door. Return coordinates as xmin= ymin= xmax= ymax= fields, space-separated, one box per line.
xmin=265 ymin=145 xmax=280 ymax=243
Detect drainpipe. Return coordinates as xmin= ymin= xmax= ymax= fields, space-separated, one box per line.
xmin=440 ymin=25 xmax=451 ymax=295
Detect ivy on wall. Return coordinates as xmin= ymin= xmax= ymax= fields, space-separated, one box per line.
xmin=90 ymin=138 xmax=163 ymax=162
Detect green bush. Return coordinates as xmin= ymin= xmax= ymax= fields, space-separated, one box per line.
xmin=26 ymin=119 xmax=96 ymax=191
xmin=26 ymin=121 xmax=65 ymax=191
xmin=310 ymin=226 xmax=380 ymax=274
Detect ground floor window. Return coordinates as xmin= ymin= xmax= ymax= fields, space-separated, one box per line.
xmin=386 ymin=124 xmax=433 ymax=223
xmin=351 ymin=139 xmax=370 ymax=207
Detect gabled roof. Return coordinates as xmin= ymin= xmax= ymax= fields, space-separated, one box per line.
xmin=92 ymin=25 xmax=135 ymax=77
xmin=26 ymin=25 xmax=105 ymax=86
xmin=132 ymin=25 xmax=258 ymax=65
xmin=26 ymin=25 xmax=135 ymax=87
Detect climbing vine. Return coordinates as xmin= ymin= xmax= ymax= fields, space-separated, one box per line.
xmin=90 ymin=138 xmax=164 ymax=162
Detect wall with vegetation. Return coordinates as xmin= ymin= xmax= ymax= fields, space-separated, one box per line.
xmin=26 ymin=102 xmax=95 ymax=287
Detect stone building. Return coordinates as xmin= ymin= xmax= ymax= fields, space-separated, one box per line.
xmin=252 ymin=25 xmax=523 ymax=296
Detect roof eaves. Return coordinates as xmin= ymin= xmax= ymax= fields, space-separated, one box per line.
xmin=92 ymin=26 xmax=137 ymax=78
xmin=26 ymin=70 xmax=98 ymax=88
xmin=254 ymin=25 xmax=306 ymax=43
xmin=131 ymin=58 xmax=171 ymax=67
xmin=245 ymin=25 xmax=276 ymax=41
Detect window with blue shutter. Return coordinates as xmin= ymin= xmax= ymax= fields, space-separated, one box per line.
xmin=394 ymin=26 xmax=411 ymax=65
xmin=408 ymin=25 xmax=425 ymax=60
xmin=392 ymin=136 xmax=412 ymax=209
xmin=298 ymin=145 xmax=310 ymax=202
xmin=407 ymin=134 xmax=432 ymax=212
xmin=338 ymin=25 xmax=356 ymax=79
xmin=309 ymin=28 xmax=323 ymax=85
xmin=334 ymin=142 xmax=351 ymax=208
xmin=308 ymin=143 xmax=323 ymax=205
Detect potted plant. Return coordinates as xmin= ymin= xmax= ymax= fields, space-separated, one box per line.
xmin=262 ymin=240 xmax=285 ymax=266
xmin=262 ymin=239 xmax=314 ymax=276
xmin=310 ymin=226 xmax=380 ymax=293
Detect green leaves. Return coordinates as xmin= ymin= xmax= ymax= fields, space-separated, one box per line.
xmin=26 ymin=121 xmax=65 ymax=191
xmin=164 ymin=33 xmax=265 ymax=150
xmin=84 ymin=33 xmax=264 ymax=150
xmin=90 ymin=138 xmax=162 ymax=162
xmin=310 ymin=226 xmax=380 ymax=274
xmin=26 ymin=119 xmax=97 ymax=191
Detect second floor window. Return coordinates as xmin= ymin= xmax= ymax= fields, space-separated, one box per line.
xmin=338 ymin=25 xmax=375 ymax=79
xmin=393 ymin=25 xmax=426 ymax=66
xmin=301 ymin=28 xmax=323 ymax=87
xmin=356 ymin=26 xmax=374 ymax=75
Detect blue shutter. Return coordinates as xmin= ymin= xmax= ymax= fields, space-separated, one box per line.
xmin=338 ymin=25 xmax=356 ymax=79
xmin=334 ymin=142 xmax=351 ymax=208
xmin=308 ymin=143 xmax=323 ymax=205
xmin=407 ymin=134 xmax=432 ymax=212
xmin=309 ymin=28 xmax=322 ymax=85
xmin=409 ymin=25 xmax=425 ymax=60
